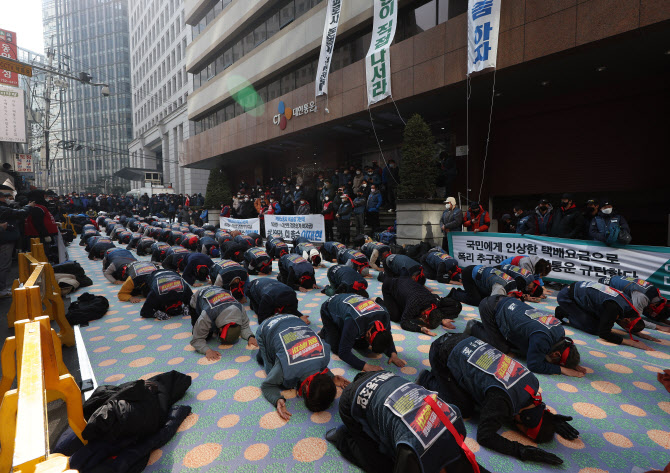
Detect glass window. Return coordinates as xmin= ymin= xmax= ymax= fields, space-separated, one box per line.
xmin=266 ymin=11 xmax=280 ymax=38
xmin=295 ymin=0 xmax=309 ymax=18
xmin=257 ymin=86 xmax=268 ymax=104
xmin=243 ymin=31 xmax=255 ymax=55
xmin=225 ymin=103 xmax=235 ymax=121
xmin=438 ymin=0 xmax=450 ymax=23
xmin=216 ymin=109 xmax=225 ymax=123
xmin=193 ymin=71 xmax=200 ymax=88
xmin=254 ymin=22 xmax=267 ymax=46
xmin=232 ymin=40 xmax=242 ymax=63
xmin=267 ymin=79 xmax=280 ymax=100
xmin=280 ymin=1 xmax=294 ymax=29
xmin=215 ymin=55 xmax=224 ymax=74
xmin=280 ymin=72 xmax=294 ymax=95
xmin=414 ymin=1 xmax=437 ymax=33
xmin=234 ymin=102 xmax=243 ymax=116
xmin=223 ymin=47 xmax=232 ymax=69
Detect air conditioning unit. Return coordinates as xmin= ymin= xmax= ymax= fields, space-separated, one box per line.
xmin=144 ymin=172 xmax=161 ymax=184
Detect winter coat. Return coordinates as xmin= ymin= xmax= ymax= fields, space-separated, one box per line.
xmin=550 ymin=204 xmax=586 ymax=239
xmin=366 ymin=190 xmax=382 ymax=212
xmin=588 ymin=211 xmax=631 ymax=243
xmin=440 ymin=207 xmax=463 ymax=233
xmin=463 ymin=207 xmax=490 ymax=232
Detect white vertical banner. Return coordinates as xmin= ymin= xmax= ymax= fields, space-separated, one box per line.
xmin=467 ymin=0 xmax=502 ymax=74
xmin=315 ymin=0 xmax=342 ymax=97
xmin=365 ymin=0 xmax=398 ymax=106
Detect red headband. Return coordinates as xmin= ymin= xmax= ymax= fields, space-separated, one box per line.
xmin=164 ymin=301 xmax=182 ymax=312
xmin=559 ymin=338 xmax=573 ymax=366
xmin=352 ymin=281 xmax=366 ymax=291
xmin=423 ymin=395 xmax=480 ymax=473
xmin=627 ymin=316 xmax=642 ymax=341
xmin=369 ymin=320 xmax=386 ymax=343
xmin=219 ymin=322 xmax=236 ymax=342
xmin=507 ymin=290 xmax=524 ymax=299
xmin=298 ymin=368 xmax=329 ymax=398
xmin=650 ymin=294 xmax=667 ymax=315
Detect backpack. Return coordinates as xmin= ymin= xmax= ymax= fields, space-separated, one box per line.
xmin=605 ymin=216 xmax=630 ymax=245
xmin=66 ymin=293 xmax=110 ymax=326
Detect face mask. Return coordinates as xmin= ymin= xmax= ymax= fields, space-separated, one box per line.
xmin=367 ymin=172 xmax=372 ymax=176
xmin=601 ymin=207 xmax=613 ymax=215
xmin=356 ymin=171 xmax=361 ymax=175
xmin=325 ymin=196 xmax=329 ymax=201
xmin=300 ymin=200 xmax=305 ymax=205
xmin=539 ymin=205 xmax=548 ymax=211
xmin=515 ymin=211 xmax=522 ymax=217
xmin=561 ymin=201 xmax=569 ymax=207
xmin=371 ymin=188 xmax=376 ymax=192
xmin=295 ymin=187 xmax=299 ymax=191
xmin=244 ymin=198 xmax=249 ymax=202
xmin=445 ymin=204 xmax=451 ymax=210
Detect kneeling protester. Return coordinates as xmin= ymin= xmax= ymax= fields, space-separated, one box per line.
xmin=247 ymin=278 xmax=303 ymax=324
xmin=140 ymin=270 xmax=193 ymax=320
xmin=243 ymin=247 xmax=273 ymax=275
xmin=256 ymin=314 xmax=349 ymax=421
xmin=328 ymin=370 xmax=486 ymax=473
xmin=190 ymin=286 xmax=257 ymax=361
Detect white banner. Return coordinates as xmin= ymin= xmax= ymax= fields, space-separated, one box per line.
xmin=14 ymin=153 xmax=32 ymax=173
xmin=467 ymin=0 xmax=501 ymax=74
xmin=365 ymin=0 xmax=398 ymax=106
xmin=219 ymin=217 xmax=260 ymax=235
xmin=264 ymin=214 xmax=326 ymax=243
xmin=0 ymin=86 xmax=26 ymax=143
xmin=448 ymin=232 xmax=670 ymax=295
xmin=315 ymin=0 xmax=342 ymax=97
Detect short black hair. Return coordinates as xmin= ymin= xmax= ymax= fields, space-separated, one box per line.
xmin=529 ymin=283 xmax=544 ymax=298
xmin=196 ymin=267 xmax=210 ymax=281
xmin=304 ymin=374 xmax=336 ymax=412
xmin=535 ymin=259 xmax=552 ymax=276
xmin=371 ymin=329 xmax=392 ymax=354
xmin=427 ymin=309 xmax=444 ymax=329
xmin=565 ymin=343 xmax=581 ymax=369
xmin=655 ymin=305 xmax=670 ymax=323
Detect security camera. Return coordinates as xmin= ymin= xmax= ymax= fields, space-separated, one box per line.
xmin=101 ymin=86 xmax=110 ymax=97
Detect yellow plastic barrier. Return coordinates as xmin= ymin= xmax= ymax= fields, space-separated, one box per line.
xmin=0 ymin=317 xmax=86 ymax=473
xmin=0 ymin=242 xmax=85 ymax=472
xmin=60 ymin=216 xmax=77 ymax=238
xmin=7 ymin=240 xmax=74 ymax=347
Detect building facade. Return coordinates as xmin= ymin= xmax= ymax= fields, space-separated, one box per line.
xmin=42 ymin=0 xmax=133 ymax=194
xmin=128 ymin=0 xmax=208 ymax=195
xmin=183 ymin=0 xmax=670 ymax=244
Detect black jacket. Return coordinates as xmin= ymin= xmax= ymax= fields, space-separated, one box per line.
xmin=550 ymin=205 xmax=586 ymax=239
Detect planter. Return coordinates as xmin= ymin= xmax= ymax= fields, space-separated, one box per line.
xmin=395 ymin=199 xmax=445 ymax=246
xmin=207 ymin=209 xmax=220 ymax=227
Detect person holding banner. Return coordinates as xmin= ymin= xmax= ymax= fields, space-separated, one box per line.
xmin=255 ymin=314 xmax=350 ymax=422
xmin=326 ymin=371 xmax=488 ymax=473
xmin=319 ymin=293 xmax=405 ymax=372
xmin=471 ymin=296 xmax=585 ymax=377
xmin=417 ymin=333 xmax=578 ymax=466
xmin=556 ymin=281 xmax=656 ymax=350
xmin=189 ymin=286 xmax=257 ymax=361
xmin=277 ymin=254 xmax=319 ymax=292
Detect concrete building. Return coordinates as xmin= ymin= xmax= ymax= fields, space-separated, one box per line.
xmin=42 ymin=0 xmax=134 ymax=194
xmin=128 ymin=0 xmax=209 ymax=196
xmin=182 ymin=0 xmax=670 ymax=245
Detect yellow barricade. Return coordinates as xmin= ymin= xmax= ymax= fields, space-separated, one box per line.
xmin=0 ymin=253 xmax=87 ymax=473
xmin=7 ymin=240 xmax=74 ymax=347
xmin=60 ymin=216 xmax=77 ymax=238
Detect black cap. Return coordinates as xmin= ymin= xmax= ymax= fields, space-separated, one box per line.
xmin=469 ymin=201 xmax=480 ymax=210
xmin=561 ymin=193 xmax=574 ymax=200
xmin=600 ymin=198 xmax=611 ymax=207
xmin=586 ymin=198 xmax=598 ymax=205
xmin=0 ymin=184 xmax=14 ymax=192
xmin=538 ymin=198 xmax=550 ymax=205
xmin=500 ymin=213 xmax=511 ymax=221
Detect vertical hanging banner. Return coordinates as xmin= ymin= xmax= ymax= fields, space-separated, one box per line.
xmin=315 ymin=0 xmax=342 ymax=97
xmin=467 ymin=0 xmax=502 ymax=74
xmin=365 ymin=0 xmax=398 ymax=106
xmin=0 ymin=29 xmax=18 ymax=87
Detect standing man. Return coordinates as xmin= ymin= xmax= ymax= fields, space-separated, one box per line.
xmin=336 ymin=192 xmax=353 ymax=246
xmin=0 ymin=186 xmax=27 ymax=297
xmin=440 ymin=197 xmax=463 ymax=251
xmin=463 ymin=201 xmax=490 ymax=233
xmin=529 ymin=198 xmax=553 ymax=236
xmin=365 ymin=184 xmax=382 ymax=233
xmin=382 ymin=159 xmax=399 ymax=212
xmin=550 ymin=193 xmax=585 ymax=240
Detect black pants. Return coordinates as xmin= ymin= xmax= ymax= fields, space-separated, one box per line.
xmin=450 ymin=266 xmax=485 ymax=306
xmin=338 ymin=220 xmax=350 ymax=246
xmin=441 ymin=235 xmax=449 ymax=252
xmin=319 ymin=307 xmax=342 ymax=355
xmin=469 ymin=306 xmax=513 ymax=354
xmin=381 ymin=279 xmax=402 ymax=323
xmin=367 ymin=211 xmax=379 ymax=232
xmin=325 ymin=220 xmax=335 ymax=242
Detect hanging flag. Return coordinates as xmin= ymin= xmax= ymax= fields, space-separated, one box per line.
xmin=467 ymin=0 xmax=502 ymax=74
xmin=365 ymin=0 xmax=398 ymax=106
xmin=315 ymin=0 xmax=343 ymax=97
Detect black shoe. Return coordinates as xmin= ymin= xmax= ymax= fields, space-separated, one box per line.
xmin=463 ymin=319 xmax=477 ymax=336
xmin=415 ymin=369 xmax=431 ymax=387
xmin=375 ymin=297 xmax=385 ymax=307
xmin=325 ymin=427 xmax=341 ymax=444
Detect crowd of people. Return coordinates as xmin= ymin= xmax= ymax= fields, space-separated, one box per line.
xmin=224 ymin=161 xmax=400 ymax=244
xmin=439 ymin=193 xmax=633 ymax=246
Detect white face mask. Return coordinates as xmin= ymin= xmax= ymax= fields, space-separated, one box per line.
xmin=445 ymin=204 xmax=452 ymax=210
xmin=601 ymin=207 xmax=613 ymax=215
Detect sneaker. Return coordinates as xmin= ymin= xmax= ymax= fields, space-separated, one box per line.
xmin=0 ymin=289 xmax=12 ymax=298
xmin=463 ymin=319 xmax=477 ymax=336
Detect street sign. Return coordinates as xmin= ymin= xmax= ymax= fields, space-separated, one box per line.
xmin=0 ymin=57 xmax=32 ymax=78
xmin=0 ymin=29 xmax=20 ymax=86
xmin=14 ymin=154 xmax=33 ymax=173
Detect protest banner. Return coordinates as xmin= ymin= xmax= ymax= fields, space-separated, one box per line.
xmin=264 ymin=214 xmax=325 ymax=243
xmin=448 ymin=231 xmax=670 ymax=295
xmin=220 ymin=217 xmax=260 ymax=235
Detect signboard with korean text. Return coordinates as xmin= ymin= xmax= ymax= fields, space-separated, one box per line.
xmin=315 ymin=0 xmax=342 ymax=97
xmin=467 ymin=0 xmax=501 ymax=74
xmin=0 ymin=85 xmax=26 ymax=142
xmin=14 ymin=153 xmax=32 ymax=172
xmin=264 ymin=214 xmax=325 ymax=243
xmin=448 ymin=231 xmax=670 ymax=295
xmin=365 ymin=0 xmax=398 ymax=105
xmin=0 ymin=29 xmax=18 ymax=87
xmin=219 ymin=217 xmax=260 ymax=235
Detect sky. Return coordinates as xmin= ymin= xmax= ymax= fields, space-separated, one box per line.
xmin=3 ymin=0 xmax=45 ymax=55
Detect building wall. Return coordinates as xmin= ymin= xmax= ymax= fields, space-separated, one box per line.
xmin=42 ymin=0 xmax=133 ymax=194
xmin=128 ymin=0 xmax=208 ymax=195
xmin=183 ymin=0 xmax=670 ymax=167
